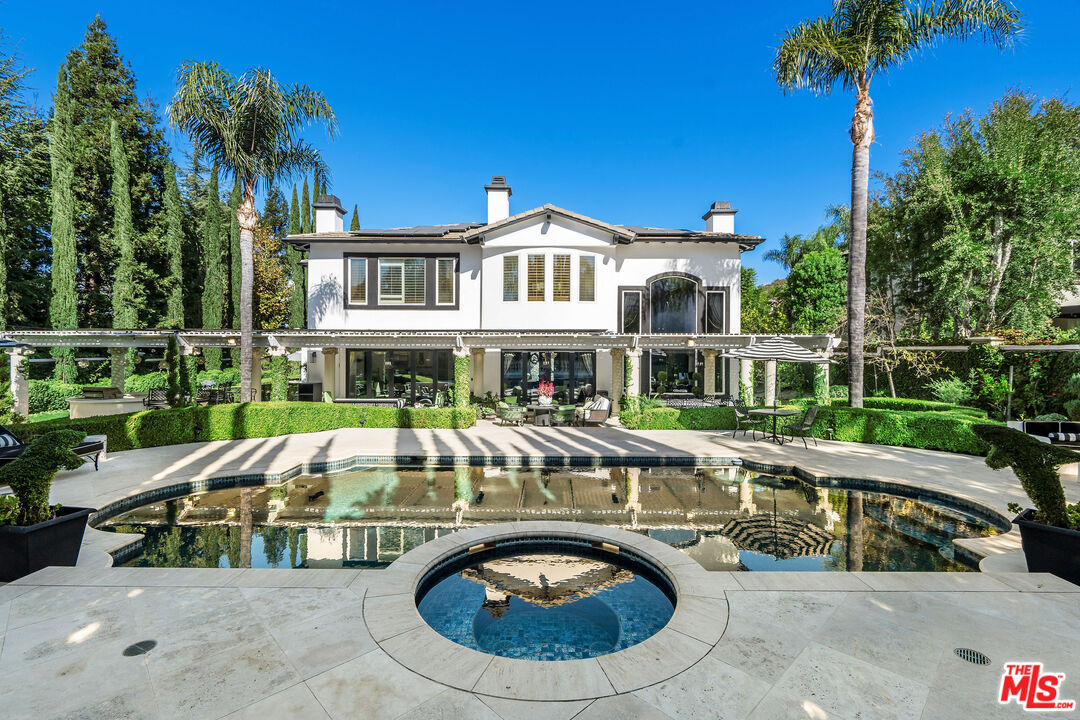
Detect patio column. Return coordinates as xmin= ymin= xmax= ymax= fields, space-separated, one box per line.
xmin=610 ymin=348 xmax=625 ymax=410
xmin=764 ymin=360 xmax=777 ymax=407
xmin=250 ymin=348 xmax=263 ymax=402
xmin=625 ymin=348 xmax=642 ymax=398
xmin=740 ymin=360 xmax=753 ymax=405
xmin=109 ymin=347 xmax=127 ymax=392
xmin=321 ymin=348 xmax=338 ymax=401
xmin=470 ymin=348 xmax=485 ymax=398
xmin=7 ymin=346 xmax=30 ymax=418
xmin=454 ymin=347 xmax=470 ymax=406
xmin=702 ymin=349 xmax=717 ymax=397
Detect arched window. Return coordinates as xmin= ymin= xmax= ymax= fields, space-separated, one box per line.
xmin=649 ymin=275 xmax=697 ymax=333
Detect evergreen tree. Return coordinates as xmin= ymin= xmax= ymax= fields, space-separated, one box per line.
xmin=300 ymin=178 xmax=310 ymax=234
xmin=262 ymin=187 xmax=289 ymax=239
xmin=64 ymin=17 xmax=170 ymax=326
xmin=350 ymin=205 xmax=360 ymax=231
xmin=228 ymin=176 xmax=241 ymax=366
xmin=201 ymin=165 xmax=223 ymax=371
xmin=48 ymin=64 xmax=78 ymax=381
xmin=286 ymin=185 xmax=305 ymax=328
xmin=0 ymin=39 xmax=51 ymax=330
xmin=164 ymin=162 xmax=184 ymax=326
xmin=179 ymin=145 xmax=207 ymax=326
xmin=109 ymin=119 xmax=137 ymax=331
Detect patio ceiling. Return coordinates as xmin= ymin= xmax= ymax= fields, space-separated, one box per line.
xmin=0 ymin=329 xmax=836 ymax=352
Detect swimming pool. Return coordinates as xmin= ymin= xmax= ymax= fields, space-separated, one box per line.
xmin=97 ymin=464 xmax=1001 ymax=571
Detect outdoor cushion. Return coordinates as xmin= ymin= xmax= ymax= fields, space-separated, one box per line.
xmin=0 ymin=431 xmax=19 ymax=448
xmin=1049 ymin=432 xmax=1080 ymax=443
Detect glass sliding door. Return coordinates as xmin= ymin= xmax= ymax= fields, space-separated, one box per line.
xmin=500 ymin=350 xmax=597 ymax=404
xmin=345 ymin=349 xmax=454 ymax=405
xmin=346 ymin=350 xmax=367 ymax=398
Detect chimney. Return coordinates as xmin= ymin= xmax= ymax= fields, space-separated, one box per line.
xmin=702 ymin=201 xmax=737 ymax=234
xmin=313 ymin=194 xmax=346 ymax=233
xmin=485 ymin=176 xmax=512 ymax=224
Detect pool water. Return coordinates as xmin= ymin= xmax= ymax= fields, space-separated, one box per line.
xmin=99 ymin=465 xmax=1000 ymax=572
xmin=416 ymin=544 xmax=675 ymax=660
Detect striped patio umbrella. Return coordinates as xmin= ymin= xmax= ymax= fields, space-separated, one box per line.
xmin=722 ymin=513 xmax=835 ymax=560
xmin=723 ymin=337 xmax=831 ymax=363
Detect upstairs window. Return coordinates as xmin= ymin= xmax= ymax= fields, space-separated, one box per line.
xmin=622 ymin=290 xmax=642 ymax=333
xmin=706 ymin=291 xmax=725 ymax=333
xmin=579 ymin=256 xmax=595 ymax=302
xmin=503 ymin=255 xmax=518 ymax=301
xmin=553 ymin=254 xmax=571 ymax=302
xmin=436 ymin=257 xmax=456 ymax=305
xmin=379 ymin=257 xmax=425 ymax=305
xmin=349 ymin=258 xmax=367 ymax=304
xmin=528 ymin=254 xmax=545 ymax=302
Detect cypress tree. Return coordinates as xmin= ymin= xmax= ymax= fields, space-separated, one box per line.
xmin=109 ymin=119 xmax=136 ymax=330
xmin=350 ymin=205 xmax=360 ymax=231
xmin=0 ymin=184 xmax=7 ymax=330
xmin=300 ymin=178 xmax=310 ymax=234
xmin=164 ymin=162 xmax=184 ymax=326
xmin=228 ymin=175 xmax=241 ymax=367
xmin=286 ymin=185 xmax=305 ymax=328
xmin=48 ymin=64 xmax=78 ymax=382
xmin=201 ymin=164 xmax=223 ymax=371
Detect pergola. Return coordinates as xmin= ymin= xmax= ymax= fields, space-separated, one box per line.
xmin=0 ymin=329 xmax=836 ymax=417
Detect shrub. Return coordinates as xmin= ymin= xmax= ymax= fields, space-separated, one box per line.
xmin=828 ymin=384 xmax=849 ymax=399
xmin=1035 ymin=413 xmax=1069 ymax=422
xmin=860 ymin=397 xmax=986 ymax=418
xmin=973 ymin=425 xmax=1078 ymax=529
xmin=926 ymin=376 xmax=975 ymax=406
xmin=28 ymin=380 xmax=84 ymax=413
xmin=16 ymin=402 xmax=477 ymax=452
xmin=621 ymin=407 xmax=738 ymax=431
xmin=0 ymin=430 xmax=86 ymax=525
xmin=125 ymin=371 xmax=167 ymax=394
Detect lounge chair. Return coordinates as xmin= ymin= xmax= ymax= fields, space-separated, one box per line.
xmin=143 ymin=387 xmax=169 ymax=409
xmin=0 ymin=426 xmax=105 ymax=471
xmin=576 ymin=396 xmax=611 ymax=427
xmin=733 ymin=402 xmax=765 ymax=440
xmin=552 ymin=405 xmax=576 ymax=426
xmin=497 ymin=403 xmax=526 ymax=426
xmin=782 ymin=405 xmax=820 ymax=448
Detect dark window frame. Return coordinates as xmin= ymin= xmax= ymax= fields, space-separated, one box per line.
xmin=342 ymin=252 xmax=460 ymax=310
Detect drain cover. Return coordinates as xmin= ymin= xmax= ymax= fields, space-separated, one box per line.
xmin=954 ymin=648 xmax=990 ymax=665
xmin=122 ymin=640 xmax=157 ymax=657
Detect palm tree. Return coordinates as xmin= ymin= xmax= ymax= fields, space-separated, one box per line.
xmin=168 ymin=62 xmax=336 ymax=401
xmin=774 ymin=0 xmax=1022 ymax=408
xmin=763 ymin=233 xmax=808 ymax=270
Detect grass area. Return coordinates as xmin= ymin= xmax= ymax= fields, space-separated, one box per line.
xmin=25 ymin=410 xmax=69 ymax=423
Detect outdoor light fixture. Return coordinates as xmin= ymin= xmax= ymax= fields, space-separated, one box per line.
xmin=686 ymin=339 xmax=696 ymax=347
xmin=227 ymin=338 xmax=236 ymax=346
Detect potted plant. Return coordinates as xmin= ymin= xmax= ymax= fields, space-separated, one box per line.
xmin=973 ymin=425 xmax=1080 ymax=585
xmin=0 ymin=430 xmax=95 ymax=581
xmin=537 ymin=379 xmax=554 ymax=406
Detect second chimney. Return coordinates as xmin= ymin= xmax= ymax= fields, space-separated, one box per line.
xmin=702 ymin=201 xmax=737 ymax=234
xmin=314 ymin=194 xmax=346 ymax=233
xmin=485 ymin=176 xmax=512 ymax=224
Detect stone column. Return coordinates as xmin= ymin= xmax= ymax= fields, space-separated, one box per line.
xmin=610 ymin=348 xmax=625 ymax=410
xmin=702 ymin=349 xmax=717 ymax=397
xmin=250 ymin=348 xmax=263 ymax=402
xmin=453 ymin=347 xmax=470 ymax=407
xmin=738 ymin=476 xmax=757 ymax=515
xmin=8 ymin=347 xmax=30 ymax=418
xmin=625 ymin=348 xmax=642 ymax=398
xmin=321 ymin=348 xmax=338 ymax=401
xmin=109 ymin=347 xmax=127 ymax=392
xmin=764 ymin=360 xmax=777 ymax=407
xmin=740 ymin=359 xmax=753 ymax=405
xmin=470 ymin=348 xmax=485 ymax=398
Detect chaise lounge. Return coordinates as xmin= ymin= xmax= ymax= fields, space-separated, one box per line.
xmin=575 ymin=396 xmax=611 ymax=427
xmin=0 ymin=426 xmax=106 ymax=471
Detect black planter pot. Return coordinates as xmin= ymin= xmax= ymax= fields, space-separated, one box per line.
xmin=0 ymin=506 xmax=93 ymax=582
xmin=1015 ymin=508 xmax=1080 ymax=586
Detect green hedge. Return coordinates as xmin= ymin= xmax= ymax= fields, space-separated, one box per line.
xmin=14 ymin=401 xmax=476 ymax=451
xmin=28 ymin=380 xmax=84 ymax=413
xmin=620 ymin=403 xmax=992 ymax=455
xmin=860 ymin=397 xmax=986 ymax=417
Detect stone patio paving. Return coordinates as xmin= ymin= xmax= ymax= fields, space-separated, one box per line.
xmin=2 ymin=424 xmax=1079 ymax=718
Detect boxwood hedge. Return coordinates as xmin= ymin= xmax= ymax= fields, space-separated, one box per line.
xmin=14 ymin=401 xmax=476 ymax=452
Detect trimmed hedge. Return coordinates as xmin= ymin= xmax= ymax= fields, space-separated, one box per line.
xmin=620 ymin=403 xmax=992 ymax=455
xmin=860 ymin=397 xmax=986 ymax=417
xmin=28 ymin=380 xmax=84 ymax=413
xmin=15 ymin=401 xmax=477 ymax=452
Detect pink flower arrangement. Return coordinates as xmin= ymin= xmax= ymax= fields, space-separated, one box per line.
xmin=538 ymin=380 xmax=554 ymax=399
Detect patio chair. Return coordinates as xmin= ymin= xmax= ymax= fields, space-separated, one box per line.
xmin=497 ymin=403 xmax=526 ymax=427
xmin=552 ymin=405 xmax=576 ymax=426
xmin=732 ymin=402 xmax=765 ymax=440
xmin=782 ymin=405 xmax=821 ymax=449
xmin=143 ymin=387 xmax=169 ymax=409
xmin=0 ymin=426 xmax=105 ymax=471
xmin=575 ymin=396 xmax=611 ymax=427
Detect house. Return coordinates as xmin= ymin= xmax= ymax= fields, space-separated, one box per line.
xmin=285 ymin=176 xmax=771 ymax=406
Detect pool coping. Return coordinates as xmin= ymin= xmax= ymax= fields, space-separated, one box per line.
xmin=87 ymin=452 xmax=1015 ymax=567
xmin=361 ymin=520 xmax=730 ymax=701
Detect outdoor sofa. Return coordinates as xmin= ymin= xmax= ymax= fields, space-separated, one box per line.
xmin=576 ymin=396 xmax=611 ymax=426
xmin=0 ymin=425 xmax=105 ymax=471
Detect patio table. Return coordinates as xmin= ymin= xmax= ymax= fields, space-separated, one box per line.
xmin=749 ymin=408 xmax=799 ymax=444
xmin=526 ymin=403 xmax=556 ymax=427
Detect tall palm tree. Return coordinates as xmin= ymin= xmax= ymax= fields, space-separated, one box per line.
xmin=774 ymin=0 xmax=1022 ymax=407
xmin=763 ymin=233 xmax=808 ymax=271
xmin=168 ymin=62 xmax=336 ymax=401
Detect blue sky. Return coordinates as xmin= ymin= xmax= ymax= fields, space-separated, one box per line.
xmin=4 ymin=1 xmax=1078 ymax=282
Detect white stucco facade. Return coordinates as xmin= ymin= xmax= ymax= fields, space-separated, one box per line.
xmin=288 ymin=180 xmax=761 ymax=403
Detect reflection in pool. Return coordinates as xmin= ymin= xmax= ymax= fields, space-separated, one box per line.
xmin=416 ymin=547 xmax=675 ymax=661
xmin=100 ymin=465 xmax=999 ymax=572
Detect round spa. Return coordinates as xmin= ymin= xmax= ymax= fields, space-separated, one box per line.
xmin=415 ymin=536 xmax=676 ymax=661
